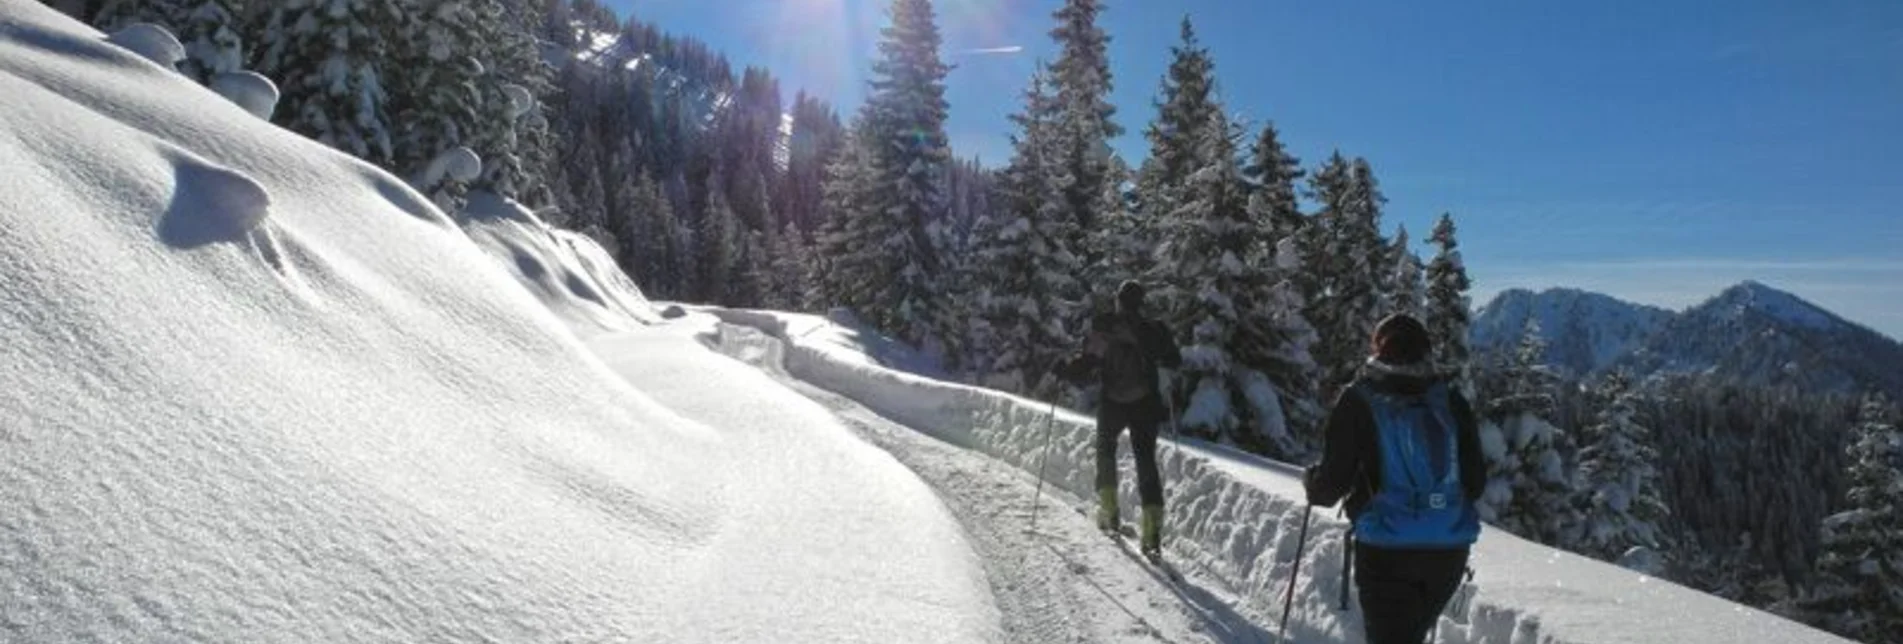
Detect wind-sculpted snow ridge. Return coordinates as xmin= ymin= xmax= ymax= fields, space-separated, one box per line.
xmin=0 ymin=4 xmax=981 ymax=642
xmin=461 ymin=190 xmax=658 ymax=334
xmin=707 ymin=308 xmax=1856 ymax=644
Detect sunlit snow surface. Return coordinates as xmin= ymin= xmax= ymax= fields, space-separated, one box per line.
xmin=0 ymin=4 xmax=986 ymax=642
xmin=0 ymin=2 xmax=1860 ymax=642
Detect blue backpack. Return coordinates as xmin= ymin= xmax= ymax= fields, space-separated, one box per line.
xmin=1352 ymin=382 xmax=1481 ymax=549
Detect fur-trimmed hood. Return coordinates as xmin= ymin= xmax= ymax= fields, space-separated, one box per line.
xmin=1359 ymin=357 xmax=1455 ymax=395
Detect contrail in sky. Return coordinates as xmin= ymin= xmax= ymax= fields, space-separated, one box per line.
xmin=959 ymin=45 xmax=1024 ymax=56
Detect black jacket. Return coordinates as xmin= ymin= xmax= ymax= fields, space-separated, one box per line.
xmin=1304 ymin=360 xmax=1486 ymax=519
xmin=1059 ymin=311 xmax=1182 ymax=401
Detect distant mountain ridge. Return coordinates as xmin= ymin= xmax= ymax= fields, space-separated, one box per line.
xmin=1472 ymin=287 xmax=1674 ymax=376
xmin=1472 ymin=282 xmax=1903 ymax=399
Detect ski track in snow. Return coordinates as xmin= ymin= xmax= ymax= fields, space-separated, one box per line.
xmin=700 ymin=318 xmax=1277 ymax=644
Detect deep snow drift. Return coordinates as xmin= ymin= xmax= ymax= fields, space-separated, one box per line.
xmin=703 ymin=308 xmax=1854 ymax=644
xmin=0 ymin=4 xmax=987 ymax=642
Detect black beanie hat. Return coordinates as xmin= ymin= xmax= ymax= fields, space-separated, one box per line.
xmin=1372 ymin=314 xmax=1432 ymax=365
xmin=1117 ymin=280 xmax=1146 ymax=309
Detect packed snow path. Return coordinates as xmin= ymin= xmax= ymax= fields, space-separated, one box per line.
xmin=598 ymin=319 xmax=1253 ymax=643
xmin=706 ymin=325 xmax=1276 ymax=643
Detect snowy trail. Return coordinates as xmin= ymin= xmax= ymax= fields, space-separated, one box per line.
xmin=699 ymin=318 xmax=1278 ymax=643
xmin=587 ymin=323 xmax=1000 ymax=643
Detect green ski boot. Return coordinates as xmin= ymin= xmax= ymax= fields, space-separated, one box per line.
xmin=1096 ymin=488 xmax=1120 ymax=534
xmin=1139 ymin=504 xmax=1165 ymax=556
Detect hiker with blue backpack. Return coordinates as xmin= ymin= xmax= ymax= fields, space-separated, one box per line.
xmin=1305 ymin=313 xmax=1486 ymax=644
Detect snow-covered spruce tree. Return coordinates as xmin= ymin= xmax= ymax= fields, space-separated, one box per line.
xmin=811 ymin=126 xmax=875 ymax=312
xmin=966 ymin=69 xmax=1082 ymax=397
xmin=100 ymin=0 xmax=252 ymax=84
xmin=1242 ymin=122 xmax=1305 ymax=238
xmin=93 ymin=0 xmax=244 ymax=84
xmin=1385 ymin=225 xmax=1426 ymax=319
xmin=695 ymin=172 xmax=740 ymax=304
xmin=1425 ymin=212 xmax=1473 ymax=377
xmin=1491 ymin=318 xmax=1559 ymax=418
xmin=616 ymin=171 xmax=682 ymax=299
xmin=256 ymin=0 xmax=410 ymax=167
xmin=1122 ymin=18 xmax=1217 ymax=286
xmin=469 ymin=0 xmax=555 ymax=204
xmin=1475 ymin=319 xmax=1585 ymax=545
xmin=390 ymin=0 xmax=493 ymax=180
xmin=90 ymin=0 xmax=183 ymax=34
xmin=1047 ymin=0 xmax=1121 ymax=269
xmin=822 ymin=0 xmax=957 ymax=358
xmin=1149 ymin=109 xmax=1313 ymax=457
xmin=1806 ymin=394 xmax=1903 ymax=642
xmin=1302 ymin=153 xmax=1389 ymax=393
xmin=766 ymin=220 xmax=810 ymax=311
xmin=1241 ymin=121 xmax=1324 ymax=448
xmin=1574 ymin=370 xmax=1671 ymax=562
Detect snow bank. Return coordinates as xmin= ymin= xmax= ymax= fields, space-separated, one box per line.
xmin=0 ymin=4 xmax=965 ymax=642
xmin=460 ymin=190 xmax=657 ymax=334
xmin=706 ymin=308 xmax=1855 ymax=644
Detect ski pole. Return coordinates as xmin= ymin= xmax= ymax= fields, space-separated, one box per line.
xmin=1276 ymin=506 xmax=1314 ymax=644
xmin=1339 ymin=528 xmax=1354 ymax=611
xmin=1025 ymin=396 xmax=1062 ymax=533
xmin=1161 ymin=370 xmax=1182 ymax=442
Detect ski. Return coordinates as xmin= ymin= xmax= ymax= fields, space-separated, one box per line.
xmin=1106 ymin=525 xmax=1182 ymax=584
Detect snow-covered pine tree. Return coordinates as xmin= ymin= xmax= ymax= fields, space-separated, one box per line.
xmin=1148 ymin=108 xmax=1315 ymax=456
xmin=257 ymin=0 xmax=410 ymax=167
xmin=390 ymin=0 xmax=491 ymax=180
xmin=695 ymin=171 xmax=740 ymax=304
xmin=1475 ymin=319 xmax=1584 ymax=545
xmin=766 ymin=220 xmax=809 ymax=311
xmin=1241 ymin=121 xmax=1324 ymax=449
xmin=823 ymin=0 xmax=956 ymax=356
xmin=729 ymin=228 xmax=769 ymax=308
xmin=966 ymin=69 xmax=1082 ymax=397
xmin=811 ymin=126 xmax=875 ymax=312
xmin=93 ymin=0 xmax=244 ymax=84
xmin=1302 ymin=153 xmax=1388 ymax=393
xmin=1575 ymin=370 xmax=1671 ymax=562
xmin=1492 ymin=318 xmax=1559 ymax=418
xmin=1242 ymin=122 xmax=1305 ymax=239
xmin=1122 ymin=18 xmax=1216 ymax=288
xmin=90 ymin=0 xmax=184 ymax=34
xmin=621 ymin=172 xmax=682 ymax=299
xmin=471 ymin=0 xmax=556 ymax=204
xmin=1385 ymin=225 xmax=1426 ymax=319
xmin=1806 ymin=394 xmax=1903 ymax=641
xmin=1047 ymin=0 xmax=1121 ymax=269
xmin=169 ymin=0 xmax=246 ymax=84
xmin=1425 ymin=212 xmax=1473 ymax=377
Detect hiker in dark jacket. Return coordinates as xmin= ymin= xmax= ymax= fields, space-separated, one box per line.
xmin=1060 ymin=280 xmax=1182 ymax=555
xmin=1306 ymin=313 xmax=1485 ymax=644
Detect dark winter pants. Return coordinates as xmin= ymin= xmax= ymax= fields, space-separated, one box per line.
xmin=1095 ymin=398 xmax=1164 ymax=507
xmin=1355 ymin=544 xmax=1470 ymax=644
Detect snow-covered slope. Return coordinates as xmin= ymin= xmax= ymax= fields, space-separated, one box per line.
xmin=0 ymin=4 xmax=988 ymax=641
xmin=704 ymin=308 xmax=1854 ymax=644
xmin=1619 ymin=281 xmax=1903 ymax=399
xmin=1471 ymin=288 xmax=1672 ymax=376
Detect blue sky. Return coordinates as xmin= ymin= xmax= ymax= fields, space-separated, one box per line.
xmin=609 ymin=0 xmax=1903 ymax=339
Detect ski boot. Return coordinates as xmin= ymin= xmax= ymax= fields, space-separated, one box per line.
xmin=1096 ymin=487 xmax=1120 ymax=535
xmin=1139 ymin=504 xmax=1165 ymax=559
